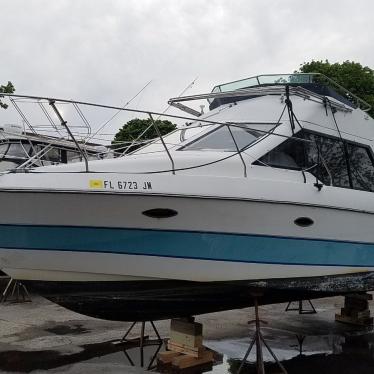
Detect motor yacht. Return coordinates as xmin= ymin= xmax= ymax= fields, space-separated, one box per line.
xmin=0 ymin=73 xmax=373 ymax=321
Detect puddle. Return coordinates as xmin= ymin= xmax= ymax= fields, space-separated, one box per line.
xmin=45 ymin=324 xmax=89 ymax=335
xmin=0 ymin=339 xmax=154 ymax=372
xmin=206 ymin=331 xmax=374 ymax=374
xmin=1 ymin=330 xmax=374 ymax=373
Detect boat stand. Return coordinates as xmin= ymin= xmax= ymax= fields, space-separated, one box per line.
xmin=1 ymin=278 xmax=31 ymax=303
xmin=295 ymin=334 xmax=306 ymax=355
xmin=237 ymin=293 xmax=288 ymax=374
xmin=285 ymin=299 xmax=316 ymax=314
xmin=113 ymin=321 xmax=163 ymax=369
xmin=120 ymin=320 xmax=162 ymax=345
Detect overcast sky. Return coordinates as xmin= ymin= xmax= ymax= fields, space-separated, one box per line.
xmin=1 ymin=0 xmax=374 ymax=138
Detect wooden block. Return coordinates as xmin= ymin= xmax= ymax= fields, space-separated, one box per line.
xmin=352 ymin=309 xmax=371 ymax=319
xmin=167 ymin=340 xmax=205 ymax=358
xmin=344 ymin=300 xmax=369 ymax=310
xmin=172 ymin=350 xmax=214 ymax=369
xmin=157 ymin=350 xmax=182 ymax=363
xmin=335 ymin=313 xmax=374 ymax=326
xmin=345 ymin=293 xmax=373 ymax=301
xmin=170 ymin=330 xmax=203 ymax=348
xmin=340 ymin=308 xmax=371 ymax=318
xmin=170 ymin=318 xmax=203 ymax=336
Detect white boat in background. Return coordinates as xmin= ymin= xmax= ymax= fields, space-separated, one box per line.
xmin=0 ymin=123 xmax=107 ymax=171
xmin=0 ymin=73 xmax=374 ymax=321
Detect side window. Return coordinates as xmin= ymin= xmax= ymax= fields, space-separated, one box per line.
xmin=182 ymin=125 xmax=262 ymax=152
xmin=255 ymin=131 xmax=350 ymax=188
xmin=303 ymin=133 xmax=350 ymax=188
xmin=255 ymin=137 xmax=306 ymax=169
xmin=255 ymin=131 xmax=374 ymax=192
xmin=37 ymin=145 xmax=60 ymax=163
xmin=347 ymin=144 xmax=374 ymax=192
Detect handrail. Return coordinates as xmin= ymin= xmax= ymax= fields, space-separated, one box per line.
xmin=0 ymin=91 xmax=361 ymax=180
xmin=169 ymin=85 xmax=353 ymax=114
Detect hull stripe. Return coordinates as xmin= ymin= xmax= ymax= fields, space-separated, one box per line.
xmin=0 ymin=224 xmax=374 ymax=267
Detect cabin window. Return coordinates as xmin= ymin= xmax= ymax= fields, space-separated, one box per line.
xmin=255 ymin=130 xmax=351 ymax=188
xmin=36 ymin=145 xmax=60 ymax=163
xmin=6 ymin=144 xmax=28 ymax=158
xmin=0 ymin=144 xmax=10 ymax=157
xmin=255 ymin=137 xmax=307 ymax=170
xmin=347 ymin=143 xmax=374 ymax=192
xmin=302 ymin=132 xmax=350 ymax=188
xmin=66 ymin=150 xmax=82 ymax=163
xmin=181 ymin=125 xmax=262 ymax=152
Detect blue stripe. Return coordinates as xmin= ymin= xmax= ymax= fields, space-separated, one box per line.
xmin=0 ymin=224 xmax=373 ymax=267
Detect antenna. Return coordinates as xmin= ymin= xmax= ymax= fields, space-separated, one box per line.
xmin=157 ymin=77 xmax=199 ymax=120
xmin=87 ymin=80 xmax=153 ymax=142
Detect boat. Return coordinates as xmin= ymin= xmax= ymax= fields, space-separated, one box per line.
xmin=0 ymin=95 xmax=109 ymax=171
xmin=0 ymin=123 xmax=108 ymax=171
xmin=0 ymin=73 xmax=374 ymax=321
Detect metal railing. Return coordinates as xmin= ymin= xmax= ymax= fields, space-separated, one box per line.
xmin=0 ymin=91 xmax=346 ymax=184
xmin=210 ymin=73 xmax=372 ymax=112
xmin=168 ymin=85 xmax=354 ymax=117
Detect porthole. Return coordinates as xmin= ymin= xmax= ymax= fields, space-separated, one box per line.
xmin=142 ymin=208 xmax=178 ymax=219
xmin=294 ymin=217 xmax=314 ymax=227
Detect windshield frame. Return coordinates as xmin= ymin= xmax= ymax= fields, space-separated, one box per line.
xmin=178 ymin=124 xmax=266 ymax=153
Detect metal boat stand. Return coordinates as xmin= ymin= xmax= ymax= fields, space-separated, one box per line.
xmin=1 ymin=278 xmax=31 ymax=303
xmin=121 ymin=337 xmax=163 ymax=370
xmin=237 ymin=292 xmax=288 ymax=374
xmin=285 ymin=299 xmax=316 ymax=314
xmin=113 ymin=321 xmax=163 ymax=369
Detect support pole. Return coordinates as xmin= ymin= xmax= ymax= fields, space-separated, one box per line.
xmin=49 ymin=100 xmax=89 ymax=172
xmin=227 ymin=124 xmax=247 ymax=177
xmin=237 ymin=294 xmax=288 ymax=374
xmin=115 ymin=320 xmax=163 ymax=369
xmin=285 ymin=299 xmax=317 ymax=314
xmin=148 ymin=113 xmax=175 ymax=174
xmin=1 ymin=278 xmax=31 ymax=303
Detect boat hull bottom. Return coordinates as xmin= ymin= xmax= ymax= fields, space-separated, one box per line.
xmin=23 ymin=272 xmax=374 ymax=321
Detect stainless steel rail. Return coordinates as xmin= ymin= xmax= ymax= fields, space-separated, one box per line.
xmin=168 ymin=85 xmax=353 ymax=115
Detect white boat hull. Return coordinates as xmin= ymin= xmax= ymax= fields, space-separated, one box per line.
xmin=0 ymin=188 xmax=374 ymax=283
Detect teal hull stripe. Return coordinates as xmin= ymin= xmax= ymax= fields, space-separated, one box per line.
xmin=0 ymin=224 xmax=373 ymax=267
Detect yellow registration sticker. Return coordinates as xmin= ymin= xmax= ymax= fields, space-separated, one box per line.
xmin=89 ymin=179 xmax=104 ymax=189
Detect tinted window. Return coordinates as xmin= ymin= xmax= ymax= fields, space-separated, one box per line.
xmin=36 ymin=145 xmax=60 ymax=163
xmin=256 ymin=131 xmax=350 ymax=188
xmin=0 ymin=144 xmax=9 ymax=157
xmin=6 ymin=144 xmax=28 ymax=158
xmin=182 ymin=125 xmax=261 ymax=152
xmin=303 ymin=133 xmax=350 ymax=188
xmin=256 ymin=137 xmax=307 ymax=169
xmin=67 ymin=150 xmax=82 ymax=163
xmin=347 ymin=144 xmax=374 ymax=192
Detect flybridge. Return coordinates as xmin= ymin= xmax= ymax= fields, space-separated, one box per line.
xmin=207 ymin=73 xmax=371 ymax=112
xmin=168 ymin=81 xmax=356 ymax=115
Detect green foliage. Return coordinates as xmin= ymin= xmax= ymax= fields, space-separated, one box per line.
xmin=0 ymin=81 xmax=15 ymax=109
xmin=298 ymin=60 xmax=374 ymax=117
xmin=112 ymin=118 xmax=177 ymax=153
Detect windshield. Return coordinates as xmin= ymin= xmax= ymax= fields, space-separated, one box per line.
xmin=181 ymin=125 xmax=262 ymax=152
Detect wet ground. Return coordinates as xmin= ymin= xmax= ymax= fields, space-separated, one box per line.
xmin=1 ymin=288 xmax=374 ymax=373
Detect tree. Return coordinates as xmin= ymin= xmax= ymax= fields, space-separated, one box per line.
xmin=298 ymin=60 xmax=374 ymax=118
xmin=0 ymin=81 xmax=15 ymax=109
xmin=112 ymin=118 xmax=177 ymax=153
